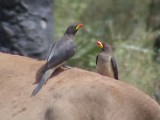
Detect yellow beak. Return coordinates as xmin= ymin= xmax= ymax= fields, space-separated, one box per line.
xmin=76 ymin=24 xmax=84 ymax=30
xmin=96 ymin=41 xmax=103 ymax=48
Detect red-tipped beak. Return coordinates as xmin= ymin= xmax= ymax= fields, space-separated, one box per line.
xmin=96 ymin=41 xmax=103 ymax=48
xmin=76 ymin=24 xmax=84 ymax=30
xmin=78 ymin=24 xmax=84 ymax=28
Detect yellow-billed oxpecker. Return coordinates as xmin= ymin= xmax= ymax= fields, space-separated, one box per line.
xmin=96 ymin=41 xmax=118 ymax=80
xmin=31 ymin=23 xmax=84 ymax=96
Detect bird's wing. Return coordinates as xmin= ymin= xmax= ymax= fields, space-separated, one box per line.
xmin=111 ymin=57 xmax=119 ymax=80
xmin=96 ymin=55 xmax=98 ymax=65
xmin=47 ymin=40 xmax=57 ymax=63
xmin=46 ymin=38 xmax=76 ymax=69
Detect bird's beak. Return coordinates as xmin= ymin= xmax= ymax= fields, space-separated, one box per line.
xmin=96 ymin=41 xmax=103 ymax=48
xmin=76 ymin=24 xmax=84 ymax=30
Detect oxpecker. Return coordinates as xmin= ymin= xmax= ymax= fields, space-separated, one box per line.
xmin=31 ymin=23 xmax=84 ymax=96
xmin=96 ymin=41 xmax=118 ymax=80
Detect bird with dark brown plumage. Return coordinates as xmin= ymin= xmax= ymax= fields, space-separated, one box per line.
xmin=96 ymin=41 xmax=118 ymax=80
xmin=31 ymin=23 xmax=84 ymax=96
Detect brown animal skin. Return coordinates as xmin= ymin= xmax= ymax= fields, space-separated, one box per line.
xmin=0 ymin=53 xmax=160 ymax=120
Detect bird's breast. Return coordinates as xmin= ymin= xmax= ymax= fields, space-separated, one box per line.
xmin=96 ymin=54 xmax=114 ymax=77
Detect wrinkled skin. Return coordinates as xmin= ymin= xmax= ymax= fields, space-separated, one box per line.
xmin=0 ymin=53 xmax=160 ymax=120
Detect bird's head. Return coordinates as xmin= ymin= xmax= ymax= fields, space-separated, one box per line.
xmin=96 ymin=40 xmax=112 ymax=52
xmin=65 ymin=23 xmax=84 ymax=35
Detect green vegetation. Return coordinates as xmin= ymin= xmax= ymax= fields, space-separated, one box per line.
xmin=54 ymin=0 xmax=160 ymax=98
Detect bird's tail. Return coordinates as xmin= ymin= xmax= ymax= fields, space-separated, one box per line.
xmin=31 ymin=68 xmax=55 ymax=96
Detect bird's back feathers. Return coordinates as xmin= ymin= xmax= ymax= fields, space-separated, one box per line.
xmin=47 ymin=35 xmax=76 ymax=69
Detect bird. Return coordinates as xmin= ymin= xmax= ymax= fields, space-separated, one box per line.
xmin=31 ymin=23 xmax=84 ymax=96
xmin=96 ymin=41 xmax=118 ymax=80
